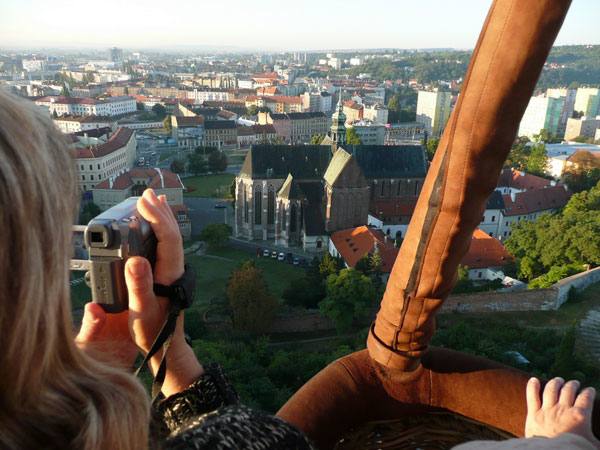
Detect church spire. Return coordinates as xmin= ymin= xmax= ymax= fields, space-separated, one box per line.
xmin=329 ymin=88 xmax=347 ymax=147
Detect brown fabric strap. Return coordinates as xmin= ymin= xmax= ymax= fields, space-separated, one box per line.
xmin=368 ymin=0 xmax=572 ymax=369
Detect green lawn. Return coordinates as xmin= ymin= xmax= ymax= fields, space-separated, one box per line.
xmin=185 ymin=246 xmax=305 ymax=311
xmin=183 ymin=174 xmax=235 ymax=199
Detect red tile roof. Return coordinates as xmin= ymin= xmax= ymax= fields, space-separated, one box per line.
xmin=174 ymin=116 xmax=204 ymax=127
xmin=369 ymin=197 xmax=419 ymax=219
xmin=502 ymin=185 xmax=571 ymax=216
xmin=74 ymin=127 xmax=134 ymax=159
xmin=95 ymin=168 xmax=184 ymax=190
xmin=252 ymin=124 xmax=276 ymax=134
xmin=330 ymin=226 xmax=398 ymax=273
xmin=497 ymin=168 xmax=554 ymax=190
xmin=256 ymin=86 xmax=279 ymax=96
xmin=344 ymin=100 xmax=363 ymax=110
xmin=270 ymin=96 xmax=302 ymax=105
xmin=461 ymin=229 xmax=513 ymax=269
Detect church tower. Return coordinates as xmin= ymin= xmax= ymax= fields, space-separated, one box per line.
xmin=328 ymin=90 xmax=347 ymax=147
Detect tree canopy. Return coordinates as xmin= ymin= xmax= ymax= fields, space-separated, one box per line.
xmin=319 ymin=268 xmax=377 ymax=333
xmin=506 ymin=182 xmax=600 ymax=281
xmin=227 ymin=261 xmax=278 ymax=334
xmin=346 ymin=128 xmax=362 ymax=145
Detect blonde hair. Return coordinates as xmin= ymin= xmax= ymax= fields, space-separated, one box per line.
xmin=0 ymin=89 xmax=150 ymax=449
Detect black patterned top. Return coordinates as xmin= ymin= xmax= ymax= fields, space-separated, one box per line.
xmin=152 ymin=363 xmax=315 ymax=450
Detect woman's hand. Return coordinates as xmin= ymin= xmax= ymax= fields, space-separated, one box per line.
xmin=77 ymin=189 xmax=202 ymax=396
xmin=525 ymin=376 xmax=599 ymax=446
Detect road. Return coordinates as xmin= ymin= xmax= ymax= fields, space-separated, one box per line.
xmin=184 ymin=197 xmax=234 ymax=235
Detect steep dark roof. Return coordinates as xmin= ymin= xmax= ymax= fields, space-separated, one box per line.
xmin=486 ymin=190 xmax=505 ymax=210
xmin=298 ymin=182 xmax=326 ymax=236
xmin=205 ymin=120 xmax=236 ymax=130
xmin=240 ymin=145 xmax=332 ymax=180
xmin=346 ymin=145 xmax=427 ymax=179
xmin=270 ymin=112 xmax=327 ymax=121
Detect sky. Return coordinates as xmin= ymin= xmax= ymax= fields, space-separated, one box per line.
xmin=1 ymin=0 xmax=599 ymax=52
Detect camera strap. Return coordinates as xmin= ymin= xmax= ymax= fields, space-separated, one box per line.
xmin=134 ymin=264 xmax=196 ymax=401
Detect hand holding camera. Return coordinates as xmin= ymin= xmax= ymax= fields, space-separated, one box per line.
xmin=76 ymin=189 xmax=203 ymax=396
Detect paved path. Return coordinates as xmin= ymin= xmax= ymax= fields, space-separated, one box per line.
xmin=578 ymin=309 xmax=600 ymax=366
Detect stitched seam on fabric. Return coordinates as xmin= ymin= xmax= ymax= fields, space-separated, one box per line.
xmin=431 ymin=0 xmax=514 ymax=293
xmin=400 ymin=0 xmax=500 ymax=351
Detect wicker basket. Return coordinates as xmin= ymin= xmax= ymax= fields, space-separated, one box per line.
xmin=335 ymin=411 xmax=515 ymax=450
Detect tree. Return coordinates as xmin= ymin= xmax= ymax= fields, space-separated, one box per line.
xmin=319 ymin=253 xmax=341 ymax=279
xmin=163 ymin=116 xmax=172 ymax=133
xmin=170 ymin=159 xmax=185 ymax=174
xmin=425 ymin=137 xmax=440 ymax=161
xmin=187 ymin=153 xmax=207 ymax=175
xmin=506 ymin=141 xmax=530 ymax=170
xmin=136 ymin=102 xmax=145 ymax=111
xmin=79 ymin=202 xmax=102 ymax=225
xmin=354 ymin=256 xmax=371 ymax=274
xmin=563 ymin=168 xmax=600 ymax=193
xmin=526 ymin=142 xmax=548 ymax=176
xmin=319 ymin=268 xmax=377 ymax=333
xmin=310 ymin=134 xmax=324 ymax=145
xmin=346 ymin=128 xmax=362 ymax=145
xmin=152 ymin=103 xmax=167 ymax=119
xmin=208 ymin=151 xmax=228 ymax=173
xmin=199 ymin=223 xmax=232 ymax=249
xmin=282 ymin=277 xmax=325 ymax=309
xmin=506 ymin=182 xmax=600 ymax=280
xmin=227 ymin=261 xmax=278 ymax=334
xmin=246 ymin=105 xmax=259 ymax=116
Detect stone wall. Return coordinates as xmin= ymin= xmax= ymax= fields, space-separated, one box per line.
xmin=441 ymin=289 xmax=556 ymax=313
xmin=554 ymin=267 xmax=600 ymax=308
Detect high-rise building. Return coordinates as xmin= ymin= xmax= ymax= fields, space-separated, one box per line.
xmin=574 ymin=87 xmax=600 ymax=117
xmin=416 ymin=89 xmax=452 ymax=137
xmin=109 ymin=47 xmax=124 ymax=63
xmin=547 ymin=88 xmax=576 ymax=136
xmin=518 ymin=94 xmax=565 ymax=139
xmin=564 ymin=116 xmax=600 ymax=141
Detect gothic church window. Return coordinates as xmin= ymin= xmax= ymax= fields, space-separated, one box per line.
xmin=267 ymin=189 xmax=275 ymax=224
xmin=255 ymin=190 xmax=262 ymax=225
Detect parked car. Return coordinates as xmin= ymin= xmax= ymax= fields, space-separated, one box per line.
xmin=278 ymin=252 xmax=285 ymax=261
xmin=214 ymin=203 xmax=227 ymax=209
xmin=263 ymin=249 xmax=270 ymax=258
xmin=271 ymin=251 xmax=278 ymax=259
xmin=293 ymin=257 xmax=300 ymax=266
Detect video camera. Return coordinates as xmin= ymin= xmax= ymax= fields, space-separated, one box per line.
xmin=71 ymin=197 xmax=157 ymax=313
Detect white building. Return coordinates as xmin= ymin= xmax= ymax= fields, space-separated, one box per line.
xmin=53 ymin=116 xmax=115 ymax=134
xmin=302 ymin=91 xmax=333 ymax=113
xmin=35 ymin=95 xmax=136 ymax=117
xmin=363 ymin=104 xmax=389 ymax=124
xmin=416 ymin=89 xmax=452 ymax=137
xmin=186 ymin=89 xmax=232 ymax=104
xmin=564 ymin=116 xmax=600 ymax=141
xmin=73 ymin=127 xmax=137 ymax=192
xmin=574 ymin=87 xmax=600 ymax=117
xmin=518 ymin=94 xmax=564 ymax=139
xmin=347 ymin=120 xmax=386 ymax=145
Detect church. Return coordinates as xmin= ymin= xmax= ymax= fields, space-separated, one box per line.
xmin=234 ymin=97 xmax=428 ymax=252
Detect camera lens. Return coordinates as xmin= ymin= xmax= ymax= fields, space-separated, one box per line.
xmin=91 ymin=232 xmax=104 ymax=244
